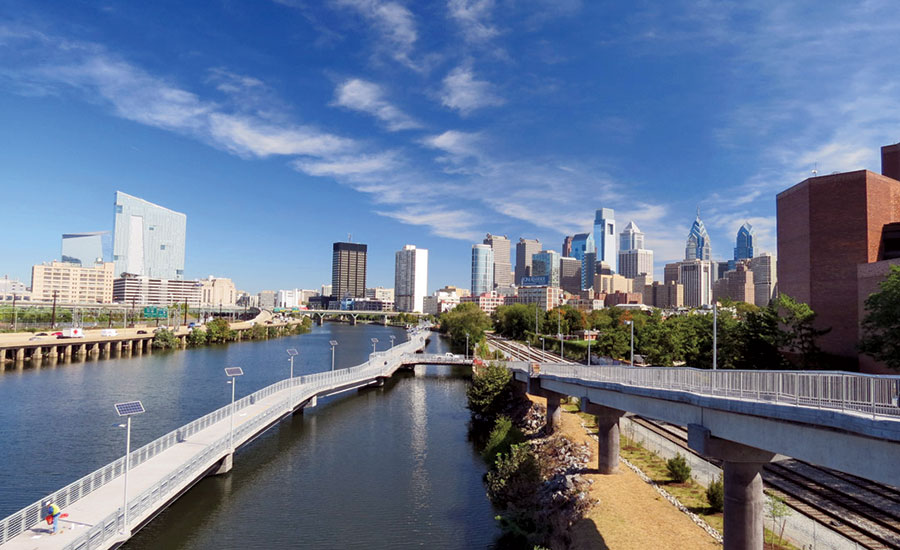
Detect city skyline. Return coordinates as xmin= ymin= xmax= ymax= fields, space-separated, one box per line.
xmin=2 ymin=3 xmax=899 ymax=292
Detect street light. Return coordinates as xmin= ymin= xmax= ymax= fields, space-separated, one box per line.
xmin=286 ymin=349 xmax=298 ymax=411
xmin=586 ymin=334 xmax=592 ymax=366
xmin=330 ymin=340 xmax=338 ymax=370
xmin=540 ymin=336 xmax=545 ymax=355
xmin=389 ymin=335 xmax=395 ymax=349
xmin=371 ymin=337 xmax=379 ymax=354
xmin=225 ymin=367 xmax=244 ymax=451
xmin=465 ymin=333 xmax=470 ymax=360
xmin=114 ymin=400 xmax=145 ymax=534
xmin=625 ymin=320 xmax=634 ymax=365
xmin=712 ymin=301 xmax=718 ymax=371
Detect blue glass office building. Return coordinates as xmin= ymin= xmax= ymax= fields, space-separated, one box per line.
xmin=61 ymin=231 xmax=112 ymax=266
xmin=113 ymin=191 xmax=187 ymax=279
xmin=471 ymin=244 xmax=494 ymax=296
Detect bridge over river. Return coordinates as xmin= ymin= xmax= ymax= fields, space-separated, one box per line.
xmin=0 ymin=329 xmax=474 ymax=550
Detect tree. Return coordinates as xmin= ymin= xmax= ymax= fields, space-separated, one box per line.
xmin=440 ymin=303 xmax=492 ymax=352
xmin=493 ymin=303 xmax=543 ymax=340
xmin=206 ymin=318 xmax=234 ymax=343
xmin=187 ymin=328 xmax=208 ymax=346
xmin=466 ymin=362 xmax=513 ymax=422
xmin=666 ymin=453 xmax=692 ymax=483
xmin=249 ymin=323 xmax=267 ymax=340
xmin=706 ymin=475 xmax=724 ymax=513
xmin=152 ymin=329 xmax=178 ymax=349
xmin=774 ymin=294 xmax=829 ymax=369
xmin=860 ymin=265 xmax=900 ymax=371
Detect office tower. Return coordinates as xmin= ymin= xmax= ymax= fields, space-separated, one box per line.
xmin=594 ymin=208 xmax=616 ymax=268
xmin=395 ymin=244 xmax=428 ymax=313
xmin=484 ymin=234 xmax=513 ymax=289
xmin=532 ymin=250 xmax=561 ymax=287
xmin=471 ymin=244 xmax=494 ymax=296
xmin=617 ymin=221 xmax=654 ymax=281
xmin=366 ymin=287 xmax=395 ymax=301
xmin=61 ymin=231 xmax=112 ymax=266
xmin=32 ymin=261 xmax=115 ymax=303
xmin=685 ymin=209 xmax=711 ymax=261
xmin=679 ymin=259 xmax=714 ymax=307
xmin=883 ymin=142 xmax=900 ymax=181
xmin=712 ymin=261 xmax=755 ymax=304
xmin=664 ymin=262 xmax=681 ymax=284
xmin=113 ymin=191 xmax=186 ymax=280
xmin=570 ymin=232 xmax=595 ymax=262
xmin=749 ymin=253 xmax=777 ymax=307
xmin=515 ymin=238 xmax=541 ymax=285
xmin=559 ymin=257 xmax=582 ymax=294
xmin=200 ymin=276 xmax=237 ymax=307
xmin=644 ymin=281 xmax=684 ymax=308
xmin=258 ymin=290 xmax=276 ymax=310
xmin=562 ymin=235 xmax=573 ymax=257
xmin=581 ymin=251 xmax=597 ymax=290
xmin=113 ymin=275 xmax=202 ymax=307
xmin=734 ymin=222 xmax=754 ymax=263
xmin=332 ymin=242 xmax=367 ymax=298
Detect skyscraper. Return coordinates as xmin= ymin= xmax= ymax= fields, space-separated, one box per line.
xmin=559 ymin=257 xmax=582 ymax=294
xmin=685 ymin=209 xmax=711 ymax=261
xmin=749 ymin=253 xmax=777 ymax=307
xmin=484 ymin=234 xmax=513 ymax=289
xmin=62 ymin=231 xmax=112 ymax=266
xmin=679 ymin=259 xmax=714 ymax=307
xmin=594 ymin=208 xmax=616 ymax=269
xmin=561 ymin=235 xmax=573 ymax=257
xmin=581 ymin=251 xmax=597 ymax=290
xmin=570 ymin=232 xmax=595 ymax=262
xmin=618 ymin=221 xmax=654 ymax=281
xmin=734 ymin=222 xmax=754 ymax=262
xmin=113 ymin=191 xmax=186 ymax=279
xmin=532 ymin=250 xmax=561 ymax=287
xmin=394 ymin=245 xmax=428 ymax=313
xmin=514 ymin=238 xmax=541 ymax=285
xmin=471 ymin=244 xmax=494 ymax=296
xmin=332 ymin=242 xmax=367 ymax=298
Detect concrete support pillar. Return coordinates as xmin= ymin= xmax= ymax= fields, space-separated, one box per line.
xmin=76 ymin=344 xmax=86 ymax=356
xmin=91 ymin=343 xmax=101 ymax=355
xmin=145 ymin=340 xmax=152 ymax=354
xmin=351 ymin=315 xmax=358 ymax=326
xmin=134 ymin=341 xmax=142 ymax=355
xmin=64 ymin=345 xmax=72 ymax=357
xmin=115 ymin=341 xmax=122 ymax=352
xmin=688 ymin=424 xmax=775 ymax=550
xmin=212 ymin=453 xmax=233 ymax=475
xmin=582 ymin=399 xmax=625 ymax=474
xmin=382 ymin=316 xmax=388 ymax=326
xmin=16 ymin=347 xmax=25 ymax=361
xmin=48 ymin=346 xmax=58 ymax=358
xmin=545 ymin=391 xmax=562 ymax=434
xmin=32 ymin=347 xmax=43 ymax=361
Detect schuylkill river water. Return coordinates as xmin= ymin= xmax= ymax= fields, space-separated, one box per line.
xmin=0 ymin=323 xmax=501 ymax=548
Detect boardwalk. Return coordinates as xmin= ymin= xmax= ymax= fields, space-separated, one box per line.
xmin=0 ymin=331 xmax=435 ymax=550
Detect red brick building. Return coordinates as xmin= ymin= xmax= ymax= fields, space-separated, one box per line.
xmin=777 ymin=144 xmax=900 ymax=372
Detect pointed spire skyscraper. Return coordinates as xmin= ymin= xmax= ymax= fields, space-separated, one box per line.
xmin=685 ymin=208 xmax=711 ymax=261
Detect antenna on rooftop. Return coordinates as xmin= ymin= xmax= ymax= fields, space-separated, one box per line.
xmin=347 ymin=233 xmax=352 ymax=242
xmin=811 ymin=162 xmax=818 ymax=177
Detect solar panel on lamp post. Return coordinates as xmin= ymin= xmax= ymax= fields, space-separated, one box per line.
xmin=286 ymin=349 xmax=298 ymax=411
xmin=371 ymin=337 xmax=378 ymax=354
xmin=114 ymin=400 xmax=145 ymax=535
xmin=329 ymin=340 xmax=338 ymax=371
xmin=225 ymin=367 xmax=244 ymax=451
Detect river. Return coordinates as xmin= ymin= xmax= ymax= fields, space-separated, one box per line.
xmin=0 ymin=323 xmax=500 ymax=548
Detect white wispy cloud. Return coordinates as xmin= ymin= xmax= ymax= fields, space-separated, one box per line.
xmin=292 ymin=151 xmax=399 ymax=177
xmin=332 ymin=78 xmax=421 ymax=130
xmin=447 ymin=0 xmax=499 ymax=43
xmin=332 ymin=0 xmax=420 ymax=69
xmin=440 ymin=64 xmax=504 ymax=114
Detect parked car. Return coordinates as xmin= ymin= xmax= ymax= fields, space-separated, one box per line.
xmin=137 ymin=330 xmax=148 ymax=335
xmin=100 ymin=329 xmax=118 ymax=337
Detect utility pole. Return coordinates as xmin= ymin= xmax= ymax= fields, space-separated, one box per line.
xmin=11 ymin=293 xmax=17 ymax=332
xmin=51 ymin=290 xmax=58 ymax=329
xmin=183 ymin=301 xmax=188 ymax=327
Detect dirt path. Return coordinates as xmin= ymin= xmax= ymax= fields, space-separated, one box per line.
xmin=530 ymin=396 xmax=721 ymax=549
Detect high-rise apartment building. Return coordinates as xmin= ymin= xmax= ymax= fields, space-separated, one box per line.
xmin=366 ymin=287 xmax=395 ymax=301
xmin=113 ymin=191 xmax=186 ymax=280
xmin=484 ymin=234 xmax=512 ymax=289
xmin=395 ymin=244 xmax=428 ymax=313
xmin=332 ymin=242 xmax=367 ymax=298
xmin=258 ymin=290 xmax=276 ymax=310
xmin=679 ymin=259 xmax=714 ymax=307
xmin=113 ymin=275 xmax=201 ymax=307
xmin=559 ymin=257 xmax=582 ymax=294
xmin=471 ymin=244 xmax=494 ymax=296
xmin=532 ymin=250 xmax=561 ymax=288
xmin=644 ymin=281 xmax=684 ymax=309
xmin=581 ymin=252 xmax=597 ymax=290
xmin=712 ymin=261 xmax=755 ymax=304
xmin=31 ymin=261 xmax=115 ymax=303
xmin=618 ymin=221 xmax=653 ymax=281
xmin=664 ymin=262 xmax=681 ymax=284
xmin=570 ymin=233 xmax=594 ymax=262
xmin=62 ymin=232 xmax=112 ymax=266
xmin=514 ymin=238 xmax=541 ymax=285
xmin=594 ymin=208 xmax=617 ymax=269
xmin=749 ymin=253 xmax=777 ymax=307
xmin=685 ymin=210 xmax=711 ymax=261
xmin=562 ymin=235 xmax=573 ymax=258
xmin=734 ymin=223 xmax=754 ymax=263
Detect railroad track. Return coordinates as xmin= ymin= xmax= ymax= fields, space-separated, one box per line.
xmin=629 ymin=417 xmax=900 ymax=550
xmin=490 ymin=335 xmax=900 ymax=549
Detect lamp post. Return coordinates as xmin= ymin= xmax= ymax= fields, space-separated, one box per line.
xmin=389 ymin=335 xmax=395 ymax=349
xmin=712 ymin=301 xmax=718 ymax=371
xmin=625 ymin=320 xmax=634 ymax=365
xmin=586 ymin=334 xmax=592 ymax=366
xmin=465 ymin=333 xmax=469 ymax=360
xmin=330 ymin=340 xmax=338 ymax=370
xmin=114 ymin=400 xmax=145 ymax=535
xmin=225 ymin=367 xmax=244 ymax=451
xmin=11 ymin=293 xmax=17 ymax=332
xmin=286 ymin=349 xmax=298 ymax=410
xmin=540 ymin=336 xmax=545 ymax=355
xmin=371 ymin=337 xmax=379 ymax=354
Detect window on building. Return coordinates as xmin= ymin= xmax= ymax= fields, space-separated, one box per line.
xmin=160 ymin=244 xmax=166 ymax=250
xmin=116 ymin=205 xmax=123 ymax=213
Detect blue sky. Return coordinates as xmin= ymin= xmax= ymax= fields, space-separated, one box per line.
xmin=2 ymin=1 xmax=900 ymax=293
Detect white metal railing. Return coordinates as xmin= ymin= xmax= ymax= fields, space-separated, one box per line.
xmin=509 ymin=362 xmax=900 ymax=420
xmin=1 ymin=331 xmax=429 ymax=548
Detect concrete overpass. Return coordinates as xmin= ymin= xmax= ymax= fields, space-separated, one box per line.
xmin=297 ymin=309 xmax=426 ymax=326
xmin=511 ymin=361 xmax=900 ymax=550
xmin=0 ymin=330 xmax=435 ymax=550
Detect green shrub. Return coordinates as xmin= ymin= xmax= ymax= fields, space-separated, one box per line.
xmin=187 ymin=328 xmax=208 ymax=347
xmin=706 ymin=475 xmax=724 ymax=512
xmin=485 ymin=443 xmax=541 ymax=508
xmin=666 ymin=453 xmax=692 ymax=483
xmin=482 ymin=416 xmax=525 ymax=464
xmin=152 ymin=329 xmax=178 ymax=349
xmin=249 ymin=324 xmax=267 ymax=340
xmin=466 ymin=362 xmax=512 ymax=422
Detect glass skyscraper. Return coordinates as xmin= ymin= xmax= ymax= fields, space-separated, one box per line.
xmin=113 ymin=191 xmax=186 ymax=279
xmin=734 ymin=222 xmax=754 ymax=261
xmin=570 ymin=232 xmax=595 ymax=262
xmin=531 ymin=250 xmax=561 ymax=287
xmin=594 ymin=208 xmax=616 ymax=269
xmin=471 ymin=244 xmax=494 ymax=296
xmin=61 ymin=231 xmax=112 ymax=266
xmin=685 ymin=209 xmax=711 ymax=261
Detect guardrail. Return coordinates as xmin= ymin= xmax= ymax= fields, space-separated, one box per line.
xmin=510 ymin=362 xmax=900 ymax=419
xmin=0 ymin=330 xmax=429 ymax=548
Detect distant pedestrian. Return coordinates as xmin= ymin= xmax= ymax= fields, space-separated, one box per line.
xmin=46 ymin=503 xmax=61 ymax=534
